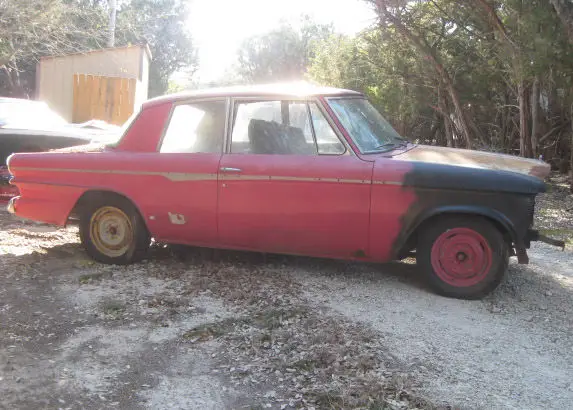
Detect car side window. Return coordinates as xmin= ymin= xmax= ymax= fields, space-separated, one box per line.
xmin=160 ymin=100 xmax=226 ymax=153
xmin=309 ymin=103 xmax=346 ymax=155
xmin=231 ymin=100 xmax=317 ymax=155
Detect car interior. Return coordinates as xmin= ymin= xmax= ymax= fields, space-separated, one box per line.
xmin=247 ymin=119 xmax=316 ymax=155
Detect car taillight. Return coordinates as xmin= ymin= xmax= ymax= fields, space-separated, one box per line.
xmin=0 ymin=168 xmax=18 ymax=201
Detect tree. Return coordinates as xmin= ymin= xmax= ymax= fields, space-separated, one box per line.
xmin=236 ymin=16 xmax=332 ymax=83
xmin=0 ymin=0 xmax=197 ymax=98
xmin=308 ymin=0 xmax=573 ymax=170
xmin=549 ymin=0 xmax=573 ymax=42
xmin=546 ymin=0 xmax=573 ymax=190
xmin=0 ymin=0 xmax=108 ymax=96
xmin=115 ymin=0 xmax=197 ymax=97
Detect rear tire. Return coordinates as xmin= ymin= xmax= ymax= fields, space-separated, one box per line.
xmin=416 ymin=216 xmax=508 ymax=299
xmin=79 ymin=195 xmax=150 ymax=265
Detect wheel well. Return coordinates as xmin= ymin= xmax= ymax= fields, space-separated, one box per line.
xmin=68 ymin=190 xmax=146 ymax=228
xmin=398 ymin=212 xmax=514 ymax=258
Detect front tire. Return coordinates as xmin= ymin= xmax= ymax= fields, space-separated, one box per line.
xmin=416 ymin=216 xmax=509 ymax=299
xmin=79 ymin=195 xmax=150 ymax=264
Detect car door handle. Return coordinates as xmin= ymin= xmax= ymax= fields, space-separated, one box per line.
xmin=220 ymin=167 xmax=242 ymax=173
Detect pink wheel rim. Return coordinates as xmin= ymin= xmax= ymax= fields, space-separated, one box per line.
xmin=430 ymin=228 xmax=492 ymax=287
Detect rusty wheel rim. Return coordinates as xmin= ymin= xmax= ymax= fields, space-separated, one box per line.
xmin=90 ymin=206 xmax=133 ymax=258
xmin=430 ymin=228 xmax=493 ymax=287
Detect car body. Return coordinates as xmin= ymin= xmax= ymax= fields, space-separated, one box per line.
xmin=0 ymin=98 xmax=121 ymax=202
xmin=5 ymin=83 xmax=563 ymax=298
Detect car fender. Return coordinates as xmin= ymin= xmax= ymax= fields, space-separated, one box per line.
xmin=394 ymin=205 xmax=518 ymax=258
xmin=69 ymin=187 xmax=150 ymax=228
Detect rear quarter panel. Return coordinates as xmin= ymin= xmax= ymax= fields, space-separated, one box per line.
xmin=7 ymin=102 xmax=172 ymax=226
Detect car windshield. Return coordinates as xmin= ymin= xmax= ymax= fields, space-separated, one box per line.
xmin=327 ymin=97 xmax=406 ymax=153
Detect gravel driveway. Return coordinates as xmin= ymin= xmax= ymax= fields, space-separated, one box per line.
xmin=292 ymin=241 xmax=573 ymax=409
xmin=0 ymin=183 xmax=571 ymax=409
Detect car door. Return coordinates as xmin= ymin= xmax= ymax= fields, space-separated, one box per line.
xmin=145 ymin=98 xmax=227 ymax=245
xmin=217 ymin=97 xmax=373 ymax=259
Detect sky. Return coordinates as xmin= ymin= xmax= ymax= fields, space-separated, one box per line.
xmin=188 ymin=0 xmax=376 ymax=83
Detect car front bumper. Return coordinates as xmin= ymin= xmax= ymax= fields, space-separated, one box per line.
xmin=526 ymin=229 xmax=566 ymax=250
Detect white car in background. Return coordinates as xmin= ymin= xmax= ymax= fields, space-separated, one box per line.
xmin=0 ymin=97 xmax=121 ymax=202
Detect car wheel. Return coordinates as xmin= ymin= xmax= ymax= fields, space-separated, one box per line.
xmin=79 ymin=196 xmax=150 ymax=264
xmin=416 ymin=216 xmax=509 ymax=299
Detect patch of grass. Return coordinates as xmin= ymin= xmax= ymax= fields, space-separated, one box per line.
xmin=182 ymin=307 xmax=309 ymax=344
xmin=539 ymin=228 xmax=573 ymax=235
xmin=183 ymin=317 xmax=247 ymax=342
xmin=292 ymin=358 xmax=316 ymax=372
xmin=309 ymin=391 xmax=345 ymax=408
xmin=251 ymin=307 xmax=308 ymax=330
xmin=101 ymin=300 xmax=125 ymax=319
xmin=78 ymin=271 xmax=111 ymax=284
xmin=539 ymin=228 xmax=573 ymax=246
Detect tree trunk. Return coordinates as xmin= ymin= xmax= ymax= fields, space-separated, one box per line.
xmin=531 ymin=76 xmax=540 ymax=158
xmin=549 ymin=0 xmax=573 ymax=43
xmin=518 ymin=81 xmax=530 ymax=157
xmin=444 ymin=80 xmax=472 ymax=148
xmin=438 ymin=85 xmax=455 ymax=147
xmin=374 ymin=3 xmax=473 ymax=148
xmin=107 ymin=0 xmax=117 ymax=47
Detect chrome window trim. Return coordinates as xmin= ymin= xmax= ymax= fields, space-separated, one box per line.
xmin=155 ymin=97 xmax=230 ymax=154
xmin=324 ymin=96 xmax=404 ymax=156
xmin=308 ymin=99 xmax=349 ymax=156
xmin=226 ymin=96 xmax=350 ymax=156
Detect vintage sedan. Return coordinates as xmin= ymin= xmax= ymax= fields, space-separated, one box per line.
xmin=5 ymin=83 xmax=564 ymax=299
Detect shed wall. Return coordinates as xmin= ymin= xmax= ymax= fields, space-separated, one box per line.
xmin=37 ymin=46 xmax=149 ymax=123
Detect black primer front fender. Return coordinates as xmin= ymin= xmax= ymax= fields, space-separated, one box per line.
xmin=394 ymin=205 xmax=521 ymax=259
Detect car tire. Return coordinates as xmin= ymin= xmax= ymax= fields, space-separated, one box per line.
xmin=79 ymin=195 xmax=150 ymax=265
xmin=416 ymin=216 xmax=509 ymax=299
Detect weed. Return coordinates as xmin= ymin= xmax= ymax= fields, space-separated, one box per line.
xmin=101 ymin=300 xmax=124 ymax=319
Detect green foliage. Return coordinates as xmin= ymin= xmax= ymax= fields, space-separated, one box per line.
xmin=236 ymin=15 xmax=333 ymax=83
xmin=0 ymin=0 xmax=197 ymax=98
xmin=115 ymin=0 xmax=197 ymax=97
xmin=307 ymin=0 xmax=573 ymax=167
xmin=0 ymin=0 xmax=108 ymax=96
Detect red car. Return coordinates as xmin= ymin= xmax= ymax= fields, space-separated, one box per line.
xmin=6 ymin=83 xmax=564 ymax=299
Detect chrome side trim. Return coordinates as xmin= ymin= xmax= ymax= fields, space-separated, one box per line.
xmin=11 ymin=167 xmax=401 ymax=185
xmin=11 ymin=167 xmax=217 ymax=182
xmin=221 ymin=175 xmax=372 ymax=184
xmin=373 ymin=180 xmax=403 ymax=186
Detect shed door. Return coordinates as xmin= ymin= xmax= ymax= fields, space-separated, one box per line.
xmin=72 ymin=74 xmax=136 ymax=125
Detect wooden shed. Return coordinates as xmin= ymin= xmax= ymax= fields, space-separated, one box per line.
xmin=36 ymin=44 xmax=151 ymax=125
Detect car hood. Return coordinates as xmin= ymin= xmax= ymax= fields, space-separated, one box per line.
xmin=392 ymin=145 xmax=550 ymax=179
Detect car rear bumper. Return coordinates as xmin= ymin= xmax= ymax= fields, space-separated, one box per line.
xmin=7 ymin=196 xmax=17 ymax=214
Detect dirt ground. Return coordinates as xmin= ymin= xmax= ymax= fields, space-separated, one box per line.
xmin=1 ymin=178 xmax=572 ymax=410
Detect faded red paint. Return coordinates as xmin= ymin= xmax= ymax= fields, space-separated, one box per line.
xmin=116 ymin=103 xmax=171 ymax=152
xmin=8 ymin=90 xmax=416 ymax=263
xmin=6 ymin=85 xmax=550 ymax=269
xmin=369 ymin=159 xmax=416 ymax=261
xmin=430 ymin=228 xmax=493 ymax=287
xmin=218 ymin=154 xmax=373 ymax=259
